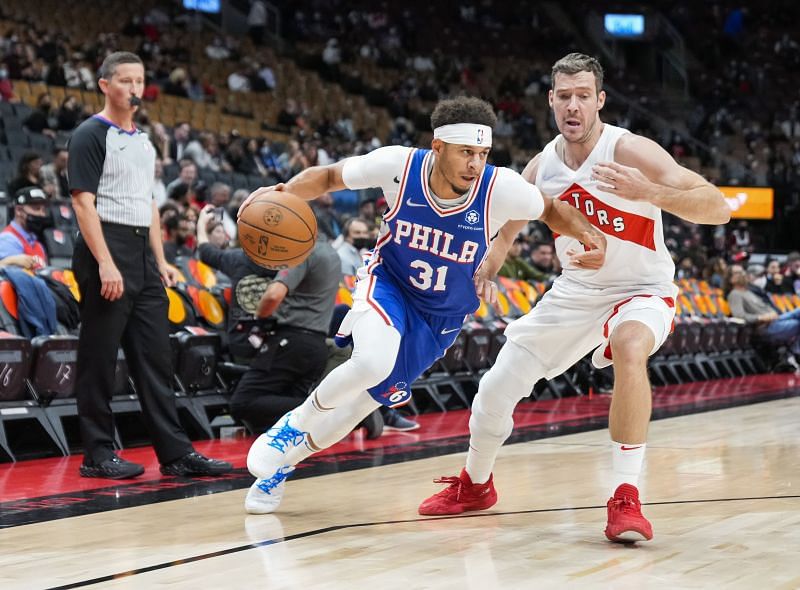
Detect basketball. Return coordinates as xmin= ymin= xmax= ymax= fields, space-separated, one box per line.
xmin=237 ymin=190 xmax=318 ymax=270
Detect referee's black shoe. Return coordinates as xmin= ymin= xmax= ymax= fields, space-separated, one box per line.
xmin=160 ymin=451 xmax=233 ymax=476
xmin=79 ymin=454 xmax=145 ymax=479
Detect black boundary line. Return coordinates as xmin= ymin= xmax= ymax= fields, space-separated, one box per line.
xmin=45 ymin=493 xmax=800 ymax=590
xmin=2 ymin=385 xmax=798 ymax=531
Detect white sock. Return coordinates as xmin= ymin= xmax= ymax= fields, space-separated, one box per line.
xmin=610 ymin=440 xmax=646 ymax=495
xmin=465 ymin=444 xmax=499 ymax=485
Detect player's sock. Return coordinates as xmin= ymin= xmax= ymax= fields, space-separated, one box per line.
xmin=465 ymin=343 xmax=543 ymax=484
xmin=610 ymin=440 xmax=646 ymax=494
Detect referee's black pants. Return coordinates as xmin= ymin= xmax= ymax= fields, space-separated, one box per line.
xmin=230 ymin=327 xmax=329 ymax=433
xmin=72 ymin=224 xmax=193 ymax=465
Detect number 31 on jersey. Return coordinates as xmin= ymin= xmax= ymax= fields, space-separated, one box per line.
xmin=409 ymin=260 xmax=448 ymax=291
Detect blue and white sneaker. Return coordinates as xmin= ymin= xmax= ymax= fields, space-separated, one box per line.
xmin=245 ymin=466 xmax=294 ymax=514
xmin=247 ymin=412 xmax=310 ymax=479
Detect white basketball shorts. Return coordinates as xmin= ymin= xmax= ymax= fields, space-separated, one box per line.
xmin=503 ymin=277 xmax=678 ymax=379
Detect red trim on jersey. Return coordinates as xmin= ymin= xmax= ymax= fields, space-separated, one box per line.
xmin=557 ymin=183 xmax=657 ymax=251
xmin=366 ymin=274 xmax=393 ymax=326
xmin=482 ymin=168 xmax=498 ymax=246
xmin=419 ymin=152 xmax=484 ymax=217
xmin=384 ymin=149 xmax=415 ymax=222
xmin=601 ymin=295 xmax=676 ymax=360
xmin=366 ymin=229 xmax=393 ymax=275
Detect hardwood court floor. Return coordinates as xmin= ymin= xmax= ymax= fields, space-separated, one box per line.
xmin=2 ymin=381 xmax=800 ymax=589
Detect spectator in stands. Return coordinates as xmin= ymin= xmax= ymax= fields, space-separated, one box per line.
xmin=208 ymin=182 xmax=237 ymax=240
xmin=56 ymin=95 xmax=82 ymax=131
xmin=787 ymin=252 xmax=800 ymax=294
xmin=0 ymin=186 xmax=50 ymax=269
xmin=23 ymin=93 xmax=56 ymax=137
xmin=229 ymin=232 xmax=342 ymax=433
xmin=0 ymin=64 xmax=17 ymax=102
xmin=227 ymin=67 xmax=251 ymax=92
xmin=310 ymin=192 xmax=342 ymax=241
xmin=39 ymin=147 xmax=69 ymax=200
xmin=149 ymin=122 xmax=172 ymax=164
xmin=529 ymin=241 xmax=555 ymax=278
xmin=164 ymin=67 xmax=190 ymax=98
xmin=727 ymin=266 xmax=800 ymax=368
xmin=499 ymin=236 xmax=548 ymax=281
xmin=185 ymin=132 xmax=223 ymax=171
xmin=702 ymin=256 xmax=728 ymax=289
xmin=170 ymin=122 xmax=191 ymax=161
xmin=166 ymin=160 xmax=197 ymax=199
xmin=152 ymin=159 xmax=167 ymax=208
xmin=162 ymin=214 xmax=194 ymax=263
xmin=205 ymin=218 xmax=228 ymax=249
xmin=247 ymin=0 xmax=268 ymax=46
xmin=335 ymin=217 xmax=370 ymax=276
xmin=764 ymin=260 xmax=790 ymax=294
xmin=7 ymin=152 xmax=45 ymax=197
xmin=357 ymin=197 xmax=378 ymax=226
xmin=322 ymin=38 xmax=342 ymax=67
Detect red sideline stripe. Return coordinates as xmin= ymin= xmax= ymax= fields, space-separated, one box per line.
xmin=557 ymin=183 xmax=657 ymax=251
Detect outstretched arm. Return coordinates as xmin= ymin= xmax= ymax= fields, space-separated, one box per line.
xmin=593 ymin=134 xmax=731 ymax=225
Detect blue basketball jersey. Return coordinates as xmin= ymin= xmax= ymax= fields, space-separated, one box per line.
xmin=366 ymin=149 xmax=497 ymax=317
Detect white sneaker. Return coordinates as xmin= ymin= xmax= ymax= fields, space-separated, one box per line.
xmin=247 ymin=412 xmax=309 ymax=479
xmin=244 ymin=466 xmax=294 ymax=514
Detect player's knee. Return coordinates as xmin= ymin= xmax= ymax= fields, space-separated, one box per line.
xmin=347 ymin=352 xmax=395 ymax=387
xmin=610 ymin=322 xmax=654 ymax=364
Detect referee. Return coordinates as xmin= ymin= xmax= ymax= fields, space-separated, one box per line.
xmin=68 ymin=52 xmax=231 ymax=479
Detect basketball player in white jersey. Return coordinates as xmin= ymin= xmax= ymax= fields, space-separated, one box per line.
xmin=419 ymin=54 xmax=731 ymax=543
xmin=239 ymin=97 xmax=607 ymax=515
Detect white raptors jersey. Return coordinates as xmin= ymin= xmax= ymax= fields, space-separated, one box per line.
xmin=536 ymin=124 xmax=676 ymax=295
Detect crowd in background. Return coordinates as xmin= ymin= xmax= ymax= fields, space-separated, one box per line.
xmin=0 ymin=0 xmax=799 ymax=298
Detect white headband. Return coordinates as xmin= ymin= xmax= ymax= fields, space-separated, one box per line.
xmin=433 ymin=123 xmax=492 ymax=148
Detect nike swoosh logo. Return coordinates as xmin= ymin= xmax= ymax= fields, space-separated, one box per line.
xmin=441 ymin=327 xmax=460 ymax=335
xmin=406 ymin=198 xmax=427 ymax=208
xmin=393 ymin=175 xmax=400 ymax=184
xmin=620 ymin=445 xmax=642 ymax=451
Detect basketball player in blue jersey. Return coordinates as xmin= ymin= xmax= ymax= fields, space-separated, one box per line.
xmin=239 ymin=97 xmax=607 ymax=515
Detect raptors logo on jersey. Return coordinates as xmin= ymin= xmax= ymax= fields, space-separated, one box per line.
xmin=559 ymin=182 xmax=656 ymax=251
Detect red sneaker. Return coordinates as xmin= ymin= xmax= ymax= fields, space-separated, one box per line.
xmin=418 ymin=469 xmax=498 ymax=516
xmin=604 ymin=483 xmax=653 ymax=542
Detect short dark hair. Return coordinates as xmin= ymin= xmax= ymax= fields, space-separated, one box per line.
xmin=532 ymin=241 xmax=554 ymax=252
xmin=99 ymin=51 xmax=144 ymax=80
xmin=430 ymin=97 xmax=497 ymax=131
xmin=551 ymin=53 xmax=604 ymax=93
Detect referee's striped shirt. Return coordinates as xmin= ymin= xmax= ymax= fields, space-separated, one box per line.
xmin=67 ymin=115 xmax=156 ymax=227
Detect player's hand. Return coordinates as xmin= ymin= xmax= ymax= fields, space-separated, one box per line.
xmin=99 ymin=261 xmax=124 ymax=301
xmin=474 ymin=270 xmax=500 ymax=311
xmin=592 ymin=161 xmax=655 ymax=203
xmin=237 ymin=183 xmax=287 ymax=219
xmin=567 ymin=231 xmax=606 ymax=270
xmin=158 ymin=263 xmax=181 ymax=288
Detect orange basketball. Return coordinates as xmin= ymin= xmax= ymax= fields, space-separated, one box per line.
xmin=237 ymin=190 xmax=317 ymax=270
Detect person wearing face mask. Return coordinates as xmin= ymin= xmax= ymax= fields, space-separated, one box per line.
xmin=0 ymin=187 xmax=52 ymax=269
xmin=335 ymin=217 xmax=372 ymax=276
